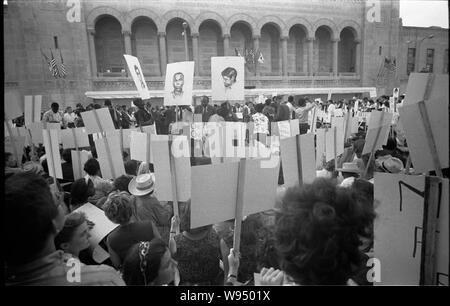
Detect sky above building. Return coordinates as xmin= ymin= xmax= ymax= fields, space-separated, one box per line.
xmin=400 ymin=0 xmax=449 ymax=28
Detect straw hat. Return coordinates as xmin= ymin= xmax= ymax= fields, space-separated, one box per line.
xmin=336 ymin=162 xmax=361 ymax=174
xmin=128 ymin=173 xmax=155 ymax=196
xmin=379 ymin=156 xmax=404 ymax=173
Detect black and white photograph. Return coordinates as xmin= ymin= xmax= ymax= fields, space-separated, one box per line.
xmin=3 ymin=0 xmax=449 ymax=296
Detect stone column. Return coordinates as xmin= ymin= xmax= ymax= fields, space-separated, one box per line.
xmin=223 ymin=34 xmax=230 ymax=56
xmin=158 ymin=32 xmax=167 ymax=76
xmin=253 ymin=34 xmax=260 ymax=76
xmin=332 ymin=38 xmax=340 ymax=76
xmin=354 ymin=39 xmax=361 ymax=75
xmin=123 ymin=30 xmax=132 ymax=55
xmin=307 ymin=37 xmax=315 ymax=76
xmin=87 ymin=28 xmax=97 ymax=77
xmin=192 ymin=33 xmax=199 ymax=76
xmin=281 ymin=36 xmax=289 ymax=77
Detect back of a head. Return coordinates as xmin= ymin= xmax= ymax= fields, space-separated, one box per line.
xmin=122 ymin=238 xmax=167 ymax=285
xmin=124 ymin=160 xmax=139 ymax=176
xmin=114 ymin=174 xmax=134 ymax=192
xmin=54 ymin=212 xmax=87 ymax=250
xmin=288 ymin=96 xmax=294 ymax=103
xmin=298 ymin=98 xmax=306 ymax=107
xmin=275 ymin=178 xmax=370 ymax=285
xmin=105 ymin=100 xmax=112 ymax=107
xmin=83 ymin=158 xmax=100 ymax=176
xmin=264 ymin=99 xmax=272 ymax=106
xmin=103 ymin=191 xmax=133 ymax=225
xmin=255 ymin=103 xmax=265 ymax=113
xmin=133 ymin=98 xmax=143 ymax=108
xmin=5 ymin=172 xmax=58 ymax=265
xmin=70 ymin=178 xmax=94 ymax=207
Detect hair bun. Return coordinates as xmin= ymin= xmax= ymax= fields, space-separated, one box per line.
xmin=312 ymin=202 xmax=336 ymax=223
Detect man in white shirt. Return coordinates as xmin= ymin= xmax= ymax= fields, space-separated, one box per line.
xmin=327 ymin=100 xmax=336 ymax=117
xmin=63 ymin=106 xmax=77 ymax=128
xmin=286 ymin=96 xmax=296 ymax=119
xmin=42 ymin=102 xmax=65 ymax=128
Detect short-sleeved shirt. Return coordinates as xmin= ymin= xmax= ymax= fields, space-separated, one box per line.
xmin=107 ymin=221 xmax=156 ymax=263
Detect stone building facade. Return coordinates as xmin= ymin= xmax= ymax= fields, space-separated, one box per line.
xmin=3 ymin=0 xmax=448 ymax=108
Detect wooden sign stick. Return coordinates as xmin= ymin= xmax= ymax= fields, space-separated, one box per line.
xmin=120 ymin=127 xmax=124 ymax=157
xmin=233 ymin=158 xmax=247 ymax=254
xmin=363 ymin=112 xmax=385 ymax=179
xmin=333 ymin=126 xmax=338 ymax=171
xmin=44 ymin=129 xmax=58 ymax=190
xmin=168 ymin=137 xmax=180 ymax=234
xmin=419 ymin=176 xmax=440 ymax=285
xmin=71 ymin=128 xmax=82 ymax=179
xmin=296 ymin=135 xmax=303 ymax=186
xmin=418 ymin=101 xmax=443 ymax=177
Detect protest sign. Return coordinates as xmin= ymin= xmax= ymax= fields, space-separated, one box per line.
xmin=81 ymin=108 xmax=116 ymax=134
xmin=399 ymin=73 xmax=448 ymax=175
xmin=280 ymin=133 xmax=316 ymax=188
xmin=164 ymin=61 xmax=194 ymax=106
xmin=71 ymin=150 xmax=90 ymax=180
xmin=61 ymin=128 xmax=89 ymax=149
xmin=374 ymin=173 xmax=448 ymax=285
xmin=24 ymin=95 xmax=42 ymax=127
xmin=211 ymin=57 xmax=244 ymax=102
xmin=94 ymin=135 xmax=125 ymax=180
xmin=124 ymin=54 xmax=150 ymax=100
xmin=5 ymin=90 xmax=23 ymax=120
xmin=42 ymin=129 xmax=63 ymax=179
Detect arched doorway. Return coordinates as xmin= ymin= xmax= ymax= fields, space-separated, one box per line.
xmin=199 ymin=20 xmax=223 ymax=76
xmin=131 ymin=17 xmax=160 ymax=76
xmin=95 ymin=16 xmax=125 ymax=75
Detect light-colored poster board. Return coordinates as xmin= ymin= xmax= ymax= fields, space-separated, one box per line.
xmin=374 ymin=173 xmax=449 ymax=285
xmin=289 ymin=119 xmax=300 ymax=137
xmin=280 ymin=133 xmax=316 ymax=188
xmin=241 ymin=157 xmax=280 ymax=217
xmin=73 ymin=203 xmax=119 ymax=247
xmin=27 ymin=122 xmax=44 ymax=145
xmin=61 ymin=128 xmax=90 ymax=149
xmin=191 ymin=157 xmax=279 ymax=229
xmin=393 ymin=87 xmax=399 ymax=100
xmin=309 ymin=107 xmax=318 ymax=134
xmin=334 ymin=109 xmax=344 ymax=117
xmin=5 ymin=90 xmax=23 ymax=120
xmin=81 ymin=108 xmax=116 ymax=134
xmin=24 ymin=95 xmax=42 ymax=127
xmin=46 ymin=122 xmax=63 ymax=144
xmin=124 ymin=54 xmax=151 ymax=100
xmin=362 ymin=111 xmax=393 ymax=155
xmin=272 ymin=120 xmax=291 ymax=140
xmin=211 ymin=57 xmax=244 ymax=102
xmin=42 ymin=129 xmax=63 ymax=179
xmin=94 ymin=136 xmax=125 ymax=180
xmin=331 ymin=117 xmax=345 ymax=157
xmin=191 ymin=162 xmax=240 ymax=229
xmin=398 ymin=74 xmax=448 ymax=173
xmin=164 ymin=61 xmax=194 ymax=106
xmin=4 ymin=136 xmax=26 ymax=159
xmin=152 ymin=135 xmax=191 ymax=202
xmin=130 ymin=131 xmax=153 ymax=163
xmin=369 ymin=88 xmax=377 ymax=98
xmin=325 ymin=128 xmax=335 ymax=162
xmin=71 ymin=150 xmax=90 ymax=180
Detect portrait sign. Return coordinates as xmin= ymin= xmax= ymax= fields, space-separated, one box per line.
xmin=211 ymin=57 xmax=244 ymax=102
xmin=164 ymin=61 xmax=194 ymax=106
xmin=124 ymin=54 xmax=150 ymax=100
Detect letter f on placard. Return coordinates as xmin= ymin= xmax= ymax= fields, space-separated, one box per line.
xmin=366 ymin=0 xmax=381 ymax=23
xmin=66 ymin=0 xmax=81 ymax=23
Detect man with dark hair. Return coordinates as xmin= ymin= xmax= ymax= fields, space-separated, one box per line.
xmin=194 ymin=95 xmax=214 ymax=122
xmin=221 ymin=67 xmax=237 ymax=89
xmin=171 ymin=72 xmax=184 ymax=100
xmin=5 ymin=172 xmax=125 ymax=285
xmin=104 ymin=100 xmax=122 ymax=129
xmin=275 ymin=95 xmax=291 ymax=121
xmin=133 ymin=98 xmax=154 ymax=127
xmin=42 ymin=102 xmax=65 ymax=127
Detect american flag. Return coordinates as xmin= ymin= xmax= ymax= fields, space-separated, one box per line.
xmin=40 ymin=48 xmax=53 ymax=74
xmin=50 ymin=49 xmax=60 ymax=78
xmin=59 ymin=49 xmax=67 ymax=78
